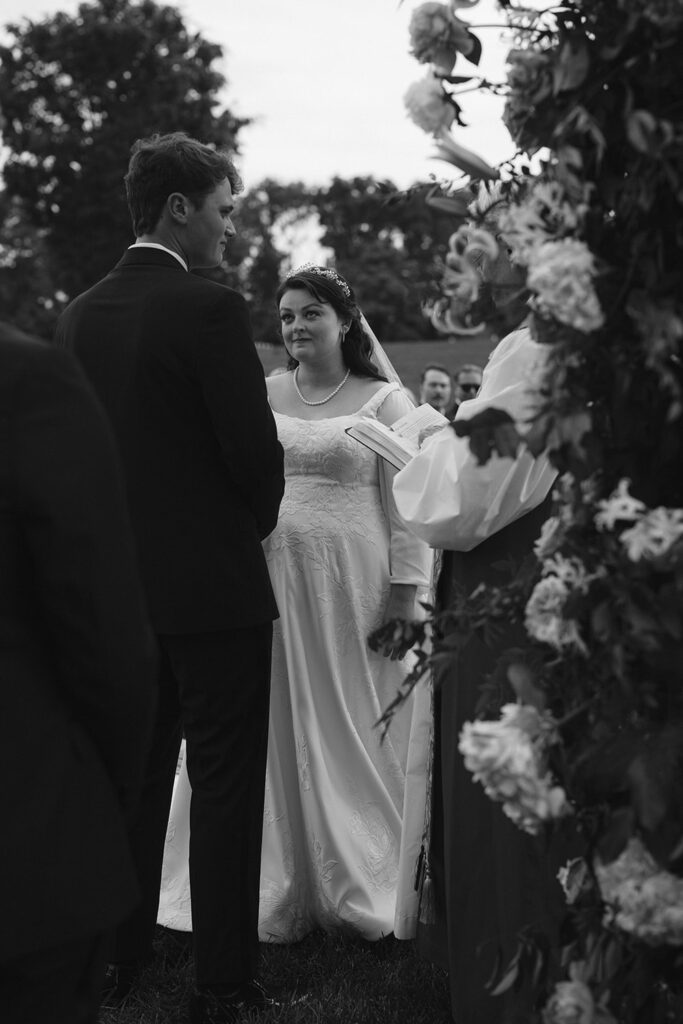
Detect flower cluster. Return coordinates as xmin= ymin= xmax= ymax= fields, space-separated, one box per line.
xmin=498 ymin=181 xmax=589 ymax=267
xmin=595 ymin=479 xmax=683 ymax=562
xmin=621 ymin=507 xmax=683 ymax=562
xmin=524 ymin=554 xmax=595 ymax=653
xmin=408 ymin=2 xmax=475 ymax=73
xmin=404 ymin=73 xmax=455 ymax=136
xmin=503 ymin=48 xmax=554 ymax=154
xmin=398 ymin=0 xmax=683 ymax=1017
xmin=458 ymin=703 xmax=571 ymax=834
xmin=527 ymin=239 xmax=604 ymax=335
xmin=595 ymin=838 xmax=683 ymax=946
xmin=543 ymin=971 xmax=616 ymax=1024
xmin=594 ymin=479 xmax=646 ymax=531
xmin=543 ymin=980 xmax=595 ymax=1024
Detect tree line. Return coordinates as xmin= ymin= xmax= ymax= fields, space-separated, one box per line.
xmin=0 ymin=0 xmax=456 ymax=343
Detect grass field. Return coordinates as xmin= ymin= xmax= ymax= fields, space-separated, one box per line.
xmin=99 ymin=926 xmax=452 ymax=1024
xmin=257 ymin=335 xmax=496 ymax=401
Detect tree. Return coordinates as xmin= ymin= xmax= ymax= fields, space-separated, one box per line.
xmin=218 ymin=179 xmax=318 ymax=343
xmin=0 ymin=0 xmax=247 ymax=334
xmin=313 ymin=176 xmax=458 ymax=340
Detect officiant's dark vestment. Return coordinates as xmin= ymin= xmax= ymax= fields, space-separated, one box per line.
xmin=0 ymin=323 xmax=156 ymax=1022
xmin=56 ymin=247 xmax=285 ymax=987
xmin=420 ymin=496 xmax=567 ymax=1024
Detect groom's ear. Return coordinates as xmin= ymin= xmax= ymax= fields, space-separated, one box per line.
xmin=167 ymin=192 xmax=189 ymax=224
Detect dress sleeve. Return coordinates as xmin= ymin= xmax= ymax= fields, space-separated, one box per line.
xmin=392 ymin=328 xmax=558 ymax=551
xmin=374 ymin=386 xmax=434 ymax=586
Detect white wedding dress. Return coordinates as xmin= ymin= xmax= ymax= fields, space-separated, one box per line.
xmin=158 ymin=382 xmax=432 ymax=942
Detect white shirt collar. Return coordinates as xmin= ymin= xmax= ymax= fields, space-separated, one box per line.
xmin=128 ymin=242 xmax=188 ymax=272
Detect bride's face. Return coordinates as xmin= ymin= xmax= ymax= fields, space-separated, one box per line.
xmin=279 ymin=288 xmax=345 ymax=363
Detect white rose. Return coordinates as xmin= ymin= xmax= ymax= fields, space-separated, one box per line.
xmin=542 ymin=979 xmax=597 ymax=1024
xmin=525 ymin=575 xmax=586 ymax=652
xmin=409 ymin=2 xmax=475 ymax=71
xmin=527 ymin=238 xmax=605 ymax=334
xmin=404 ymin=73 xmax=456 ymax=136
xmin=595 ymin=837 xmax=683 ymax=945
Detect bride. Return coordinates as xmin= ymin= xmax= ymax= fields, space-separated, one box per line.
xmin=159 ymin=264 xmax=433 ymax=942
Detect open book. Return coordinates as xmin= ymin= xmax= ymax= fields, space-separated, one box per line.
xmin=346 ymin=403 xmax=450 ymax=470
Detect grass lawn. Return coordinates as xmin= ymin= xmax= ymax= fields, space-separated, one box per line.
xmin=99 ymin=926 xmax=452 ymax=1023
xmin=257 ymin=335 xmax=496 ymax=402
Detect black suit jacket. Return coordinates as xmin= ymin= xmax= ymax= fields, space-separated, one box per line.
xmin=56 ymin=247 xmax=284 ymax=634
xmin=0 ymin=325 xmax=156 ymax=960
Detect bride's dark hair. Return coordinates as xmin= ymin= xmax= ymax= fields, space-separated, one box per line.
xmin=276 ymin=269 xmax=388 ymax=382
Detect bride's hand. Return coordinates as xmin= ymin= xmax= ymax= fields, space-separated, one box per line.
xmin=378 ymin=584 xmax=417 ymax=661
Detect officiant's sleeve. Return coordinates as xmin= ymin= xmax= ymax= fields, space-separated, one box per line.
xmin=392 ymin=327 xmax=557 ymax=551
xmin=376 ymin=387 xmax=433 ymax=586
xmin=12 ymin=344 xmax=156 ymax=818
xmin=195 ymin=290 xmax=284 ymax=540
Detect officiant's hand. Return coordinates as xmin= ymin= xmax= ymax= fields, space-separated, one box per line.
xmin=378 ymin=584 xmax=418 ymax=660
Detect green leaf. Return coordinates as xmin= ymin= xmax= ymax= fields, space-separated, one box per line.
xmin=507 ymin=661 xmax=547 ymax=710
xmin=465 ymin=31 xmax=482 ymax=67
xmin=626 ymin=109 xmax=658 ymax=154
xmin=424 ymin=194 xmax=471 ymax=217
xmin=553 ymin=39 xmax=590 ymax=93
xmin=432 ymin=129 xmax=499 ymax=181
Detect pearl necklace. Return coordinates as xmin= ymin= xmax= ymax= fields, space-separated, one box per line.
xmin=293 ymin=366 xmax=351 ymax=406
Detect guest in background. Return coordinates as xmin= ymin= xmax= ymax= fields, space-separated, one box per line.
xmin=451 ymin=362 xmax=483 ymax=416
xmin=0 ymin=322 xmax=155 ymax=1024
xmin=418 ymin=363 xmax=453 ymax=415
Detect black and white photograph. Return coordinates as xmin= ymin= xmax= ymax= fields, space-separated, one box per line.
xmin=1 ymin=1 xmax=682 ymax=1022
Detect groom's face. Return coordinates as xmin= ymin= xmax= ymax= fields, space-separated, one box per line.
xmin=184 ymin=178 xmax=236 ymax=269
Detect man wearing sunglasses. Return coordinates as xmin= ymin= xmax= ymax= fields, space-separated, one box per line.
xmin=452 ymin=363 xmax=483 ymax=414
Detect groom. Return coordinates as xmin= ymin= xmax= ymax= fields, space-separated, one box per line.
xmin=56 ymin=132 xmax=284 ymax=1023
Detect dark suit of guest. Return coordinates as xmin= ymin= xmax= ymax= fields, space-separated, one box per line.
xmin=0 ymin=324 xmax=156 ymax=1023
xmin=56 ymin=246 xmax=285 ymax=988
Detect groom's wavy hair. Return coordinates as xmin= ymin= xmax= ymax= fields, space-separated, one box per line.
xmin=125 ymin=132 xmax=243 ymax=236
xmin=276 ymin=270 xmax=388 ymax=382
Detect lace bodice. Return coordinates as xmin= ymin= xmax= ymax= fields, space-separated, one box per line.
xmin=267 ymin=384 xmax=432 ymax=588
xmin=275 ymin=406 xmax=382 ymax=488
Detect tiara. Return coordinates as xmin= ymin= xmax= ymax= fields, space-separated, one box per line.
xmin=288 ymin=262 xmax=351 ymax=298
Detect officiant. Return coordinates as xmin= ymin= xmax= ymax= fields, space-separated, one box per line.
xmin=392 ymin=192 xmax=563 ymax=1023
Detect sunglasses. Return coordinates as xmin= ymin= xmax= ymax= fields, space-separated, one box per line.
xmin=458 ymin=383 xmax=480 ymax=395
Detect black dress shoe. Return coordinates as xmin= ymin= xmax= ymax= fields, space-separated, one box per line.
xmin=101 ymin=960 xmax=144 ymax=1008
xmin=189 ymin=980 xmax=280 ymax=1023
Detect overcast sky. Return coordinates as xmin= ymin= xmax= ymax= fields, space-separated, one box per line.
xmin=7 ymin=0 xmax=515 ymax=189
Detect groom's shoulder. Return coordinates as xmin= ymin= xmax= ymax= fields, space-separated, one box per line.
xmin=184 ymin=274 xmax=246 ymax=307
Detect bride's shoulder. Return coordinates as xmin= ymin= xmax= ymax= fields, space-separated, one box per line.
xmin=353 ymin=376 xmax=394 ymax=398
xmin=266 ymin=370 xmax=292 ymax=398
